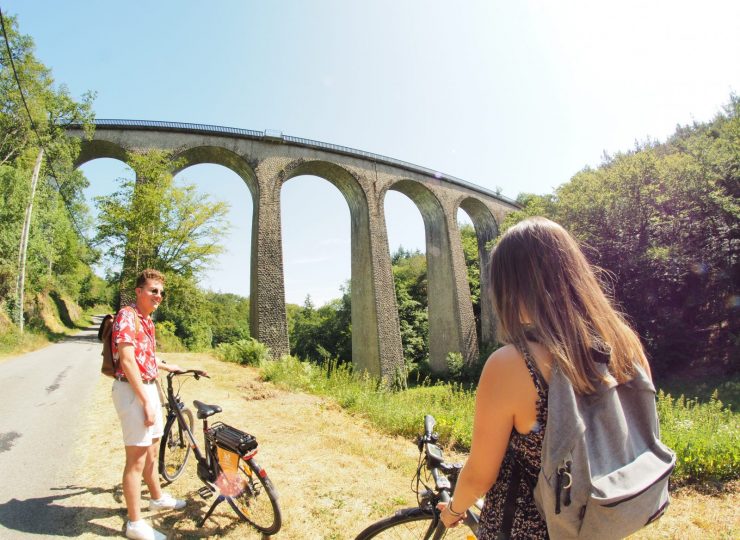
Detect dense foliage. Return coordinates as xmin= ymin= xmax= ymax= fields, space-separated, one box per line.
xmin=0 ymin=14 xmax=105 ymax=328
xmin=504 ymin=97 xmax=739 ymax=377
xmin=154 ymin=277 xmax=251 ymax=351
xmin=392 ymin=248 xmax=429 ymax=371
xmin=288 ymin=292 xmax=352 ymax=364
xmin=286 ymin=225 xmax=482 ymax=376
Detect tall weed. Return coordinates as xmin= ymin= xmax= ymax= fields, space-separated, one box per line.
xmin=261 ymin=357 xmax=738 ymax=483
xmin=657 ymin=391 xmax=739 ymax=483
xmin=262 ymin=356 xmax=475 ymax=448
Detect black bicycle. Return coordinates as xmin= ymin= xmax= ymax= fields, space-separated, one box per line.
xmin=158 ymin=369 xmax=281 ymax=535
xmin=355 ymin=415 xmax=480 ymax=539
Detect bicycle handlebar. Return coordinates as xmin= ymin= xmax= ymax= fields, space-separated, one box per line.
xmin=168 ymin=369 xmax=209 ymax=380
xmin=424 ymin=414 xmax=436 ymax=438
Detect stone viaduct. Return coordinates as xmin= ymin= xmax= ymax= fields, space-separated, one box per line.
xmin=68 ymin=120 xmax=518 ymax=380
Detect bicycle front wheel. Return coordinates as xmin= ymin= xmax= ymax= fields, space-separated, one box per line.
xmin=227 ymin=458 xmax=281 ymax=535
xmin=159 ymin=407 xmax=194 ymax=483
xmin=355 ymin=507 xmax=475 ymax=540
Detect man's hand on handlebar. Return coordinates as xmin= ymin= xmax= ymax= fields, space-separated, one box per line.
xmin=166 ymin=368 xmax=209 ymax=379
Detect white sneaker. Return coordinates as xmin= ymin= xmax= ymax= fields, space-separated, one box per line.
xmin=125 ymin=520 xmax=166 ymax=540
xmin=148 ymin=492 xmax=186 ymax=511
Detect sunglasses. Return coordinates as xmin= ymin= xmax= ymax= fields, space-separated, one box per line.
xmin=146 ymin=287 xmax=166 ymax=298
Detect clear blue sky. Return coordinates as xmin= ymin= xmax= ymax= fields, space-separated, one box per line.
xmin=4 ymin=0 xmax=739 ymax=305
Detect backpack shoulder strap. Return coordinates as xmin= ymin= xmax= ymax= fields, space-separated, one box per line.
xmin=122 ymin=306 xmax=141 ymax=337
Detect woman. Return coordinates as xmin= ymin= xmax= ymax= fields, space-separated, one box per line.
xmin=439 ymin=217 xmax=650 ymax=539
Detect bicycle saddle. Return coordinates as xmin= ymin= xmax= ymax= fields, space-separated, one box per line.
xmin=193 ymin=400 xmax=222 ymax=419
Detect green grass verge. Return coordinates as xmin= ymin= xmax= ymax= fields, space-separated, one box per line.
xmin=261 ymin=356 xmax=476 ymax=448
xmin=0 ymin=326 xmax=50 ymax=358
xmin=260 ymin=355 xmax=738 ymax=484
xmin=0 ymin=304 xmax=109 ymax=359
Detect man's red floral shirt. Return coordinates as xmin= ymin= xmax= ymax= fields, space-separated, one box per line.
xmin=112 ymin=305 xmax=158 ymax=381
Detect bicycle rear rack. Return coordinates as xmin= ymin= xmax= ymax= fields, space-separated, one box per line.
xmin=207 ymin=422 xmax=258 ymax=455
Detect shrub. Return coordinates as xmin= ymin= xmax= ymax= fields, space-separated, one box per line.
xmin=215 ymin=338 xmax=270 ymax=366
xmin=155 ymin=320 xmax=186 ymax=352
xmin=445 ymin=352 xmax=464 ymax=379
xmin=657 ymin=390 xmax=739 ymax=483
xmin=178 ymin=319 xmax=213 ymax=351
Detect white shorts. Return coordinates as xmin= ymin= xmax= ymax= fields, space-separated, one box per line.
xmin=112 ymin=380 xmax=164 ymax=447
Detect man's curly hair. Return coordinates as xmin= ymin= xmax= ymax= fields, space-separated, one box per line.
xmin=135 ymin=268 xmax=165 ymax=288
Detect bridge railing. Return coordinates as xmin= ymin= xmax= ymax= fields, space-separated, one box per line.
xmin=76 ymin=119 xmax=518 ymax=206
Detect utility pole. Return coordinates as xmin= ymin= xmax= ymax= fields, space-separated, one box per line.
xmin=15 ymin=148 xmax=44 ymax=332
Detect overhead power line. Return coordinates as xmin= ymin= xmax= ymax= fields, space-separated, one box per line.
xmin=0 ymin=6 xmax=92 ymax=247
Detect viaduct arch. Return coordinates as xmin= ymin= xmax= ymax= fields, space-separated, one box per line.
xmin=69 ymin=120 xmax=518 ymax=380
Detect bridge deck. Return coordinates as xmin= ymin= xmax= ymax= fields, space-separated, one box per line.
xmin=76 ymin=119 xmax=517 ymax=207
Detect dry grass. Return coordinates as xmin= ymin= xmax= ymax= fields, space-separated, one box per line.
xmin=59 ymin=353 xmax=738 ymax=539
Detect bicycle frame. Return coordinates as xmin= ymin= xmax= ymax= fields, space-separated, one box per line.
xmin=163 ymin=372 xmax=212 ymax=472
xmin=356 ymin=414 xmax=481 ymax=539
xmin=164 ymin=371 xmax=224 ymax=482
xmin=160 ymin=370 xmax=278 ymax=531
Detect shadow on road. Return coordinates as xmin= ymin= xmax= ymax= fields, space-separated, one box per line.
xmin=0 ymin=485 xmax=123 ymax=537
xmin=58 ymin=316 xmax=105 ymax=346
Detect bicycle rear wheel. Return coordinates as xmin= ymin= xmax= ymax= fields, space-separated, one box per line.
xmin=226 ymin=458 xmax=281 ymax=535
xmin=159 ymin=407 xmax=194 ymax=483
xmin=355 ymin=507 xmax=475 ymax=540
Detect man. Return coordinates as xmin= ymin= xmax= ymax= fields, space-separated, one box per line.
xmin=111 ymin=269 xmax=185 ymax=540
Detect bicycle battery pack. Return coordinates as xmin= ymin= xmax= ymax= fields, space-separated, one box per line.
xmin=208 ymin=422 xmax=258 ymax=455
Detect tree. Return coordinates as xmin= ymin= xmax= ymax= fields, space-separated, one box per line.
xmin=391 ymin=249 xmax=429 ymax=372
xmin=506 ymin=95 xmax=740 ymax=376
xmin=93 ymin=150 xmax=232 ymax=349
xmin=459 ymin=224 xmax=482 ymax=338
xmin=205 ymin=292 xmax=250 ymax=346
xmin=289 ymin=291 xmax=352 ymax=364
xmin=0 ymin=12 xmax=95 ymax=325
xmin=94 ymin=150 xmax=231 ymax=286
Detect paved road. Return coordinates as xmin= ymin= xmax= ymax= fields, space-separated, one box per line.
xmin=0 ymin=318 xmax=105 ymax=538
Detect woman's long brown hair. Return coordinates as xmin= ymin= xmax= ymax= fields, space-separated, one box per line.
xmin=489 ymin=217 xmax=649 ymax=394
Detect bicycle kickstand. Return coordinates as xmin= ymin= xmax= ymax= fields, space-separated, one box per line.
xmin=198 ymin=494 xmax=227 ymax=527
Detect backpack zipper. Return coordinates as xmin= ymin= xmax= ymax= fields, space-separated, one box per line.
xmin=601 ymin=465 xmax=674 ymax=507
xmin=555 ymin=458 xmax=573 ymax=514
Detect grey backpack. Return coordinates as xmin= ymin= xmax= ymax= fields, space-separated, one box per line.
xmin=533 ymin=360 xmax=676 ymax=539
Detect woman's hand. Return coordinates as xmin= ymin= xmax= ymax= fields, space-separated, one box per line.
xmin=436 ymin=501 xmax=467 ymax=528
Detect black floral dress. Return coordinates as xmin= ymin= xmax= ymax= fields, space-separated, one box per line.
xmin=477 ymin=346 xmax=549 ymax=540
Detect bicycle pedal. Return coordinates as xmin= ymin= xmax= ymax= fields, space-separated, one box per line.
xmin=198 ymin=486 xmax=214 ymax=500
